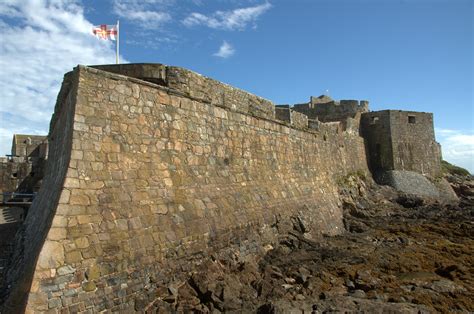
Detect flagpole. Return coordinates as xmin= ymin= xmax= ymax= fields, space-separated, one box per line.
xmin=116 ymin=20 xmax=120 ymax=64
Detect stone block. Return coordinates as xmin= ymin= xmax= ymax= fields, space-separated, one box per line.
xmin=71 ymin=150 xmax=84 ymax=160
xmin=64 ymin=178 xmax=80 ymax=188
xmin=48 ymin=228 xmax=67 ymax=241
xmin=65 ymin=251 xmax=82 ymax=264
xmin=52 ymin=215 xmax=68 ymax=228
xmin=82 ymin=281 xmax=97 ymax=292
xmin=74 ymin=237 xmax=90 ymax=249
xmin=37 ymin=241 xmax=65 ymax=269
xmin=58 ymin=189 xmax=71 ymax=204
xmin=57 ymin=265 xmax=76 ymax=276
xmin=85 ymin=265 xmax=101 ymax=280
xmin=69 ymin=194 xmax=91 ymax=206
xmin=48 ymin=298 xmax=62 ymax=309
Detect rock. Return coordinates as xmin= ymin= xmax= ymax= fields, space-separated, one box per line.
xmin=427 ymin=279 xmax=466 ymax=293
xmin=396 ymin=194 xmax=424 ymax=208
xmin=345 ymin=220 xmax=369 ymax=233
xmin=291 ymin=215 xmax=308 ymax=234
xmin=351 ymin=289 xmax=366 ymax=298
xmin=435 ymin=264 xmax=462 ymax=280
xmin=168 ymin=281 xmax=184 ymax=296
xmin=355 ymin=270 xmax=379 ymax=291
xmin=294 ymin=267 xmax=312 ymax=284
xmin=257 ymin=303 xmax=275 ymax=314
xmin=134 ymin=296 xmax=149 ymax=311
xmin=162 ymin=295 xmax=176 ymax=304
xmin=178 ymin=282 xmax=198 ymax=299
xmin=345 ymin=279 xmax=355 ymax=290
xmin=266 ymin=265 xmax=284 ymax=279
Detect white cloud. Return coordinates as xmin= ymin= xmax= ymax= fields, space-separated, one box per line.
xmin=113 ymin=0 xmax=172 ymax=29
xmin=213 ymin=41 xmax=235 ymax=58
xmin=0 ymin=0 xmax=126 ymax=156
xmin=436 ymin=128 xmax=474 ymax=174
xmin=183 ymin=2 xmax=271 ymax=31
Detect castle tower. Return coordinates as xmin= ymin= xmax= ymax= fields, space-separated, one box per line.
xmin=361 ymin=110 xmax=442 ymax=178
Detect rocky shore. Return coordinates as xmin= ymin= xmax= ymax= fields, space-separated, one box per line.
xmin=147 ymin=174 xmax=473 ymax=313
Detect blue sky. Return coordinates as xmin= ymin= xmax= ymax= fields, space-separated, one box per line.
xmin=0 ymin=0 xmax=473 ymax=172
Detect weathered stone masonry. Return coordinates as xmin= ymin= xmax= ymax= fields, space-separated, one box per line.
xmin=2 ymin=64 xmax=370 ymax=313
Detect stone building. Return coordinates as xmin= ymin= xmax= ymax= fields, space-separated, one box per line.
xmin=11 ymin=134 xmax=48 ymax=158
xmin=0 ymin=135 xmax=48 ymax=195
xmin=360 ymin=110 xmax=441 ymax=178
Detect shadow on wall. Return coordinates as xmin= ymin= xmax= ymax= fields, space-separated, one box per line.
xmin=0 ymin=71 xmax=76 ymax=313
xmin=0 ymin=207 xmax=25 ymax=224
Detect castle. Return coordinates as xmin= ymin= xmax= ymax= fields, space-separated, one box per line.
xmin=0 ymin=63 xmax=445 ymax=312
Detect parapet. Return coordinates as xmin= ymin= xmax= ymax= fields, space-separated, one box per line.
xmin=90 ymin=64 xmax=369 ymax=134
xmin=91 ymin=63 xmax=275 ymax=120
xmin=275 ymin=105 xmax=308 ymax=128
xmin=293 ymin=95 xmax=369 ymax=123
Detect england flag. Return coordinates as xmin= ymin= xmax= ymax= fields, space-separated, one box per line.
xmin=92 ymin=24 xmax=118 ymax=41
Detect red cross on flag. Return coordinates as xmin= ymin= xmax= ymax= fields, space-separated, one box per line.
xmin=92 ymin=21 xmax=120 ymax=64
xmin=92 ymin=24 xmax=118 ymax=41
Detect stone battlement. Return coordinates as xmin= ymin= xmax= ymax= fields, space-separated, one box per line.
xmin=91 ymin=64 xmax=276 ymax=120
xmin=292 ymin=95 xmax=369 ymax=123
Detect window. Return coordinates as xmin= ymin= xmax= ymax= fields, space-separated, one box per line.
xmin=408 ymin=116 xmax=416 ymax=124
xmin=371 ymin=116 xmax=379 ymax=124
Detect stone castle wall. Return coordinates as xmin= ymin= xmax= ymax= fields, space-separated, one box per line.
xmin=2 ymin=65 xmax=369 ymax=312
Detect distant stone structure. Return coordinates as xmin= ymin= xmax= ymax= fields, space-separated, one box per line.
xmin=0 ymin=63 xmax=445 ymax=313
xmin=281 ymin=95 xmax=441 ymax=178
xmin=0 ymin=135 xmax=47 ymax=195
xmin=11 ymin=134 xmax=48 ymax=159
xmin=361 ymin=110 xmax=441 ymax=177
xmin=292 ymin=95 xmax=369 ymax=123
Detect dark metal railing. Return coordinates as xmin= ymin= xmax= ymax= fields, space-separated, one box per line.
xmin=1 ymin=192 xmax=37 ymax=205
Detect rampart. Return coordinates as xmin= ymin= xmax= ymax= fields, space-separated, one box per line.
xmin=1 ymin=64 xmax=370 ymax=312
